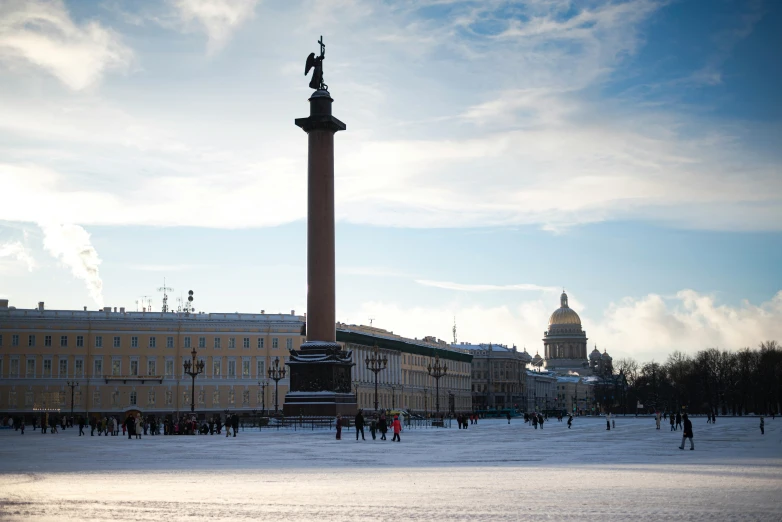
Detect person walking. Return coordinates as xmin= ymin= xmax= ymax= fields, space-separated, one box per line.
xmin=391 ymin=415 xmax=402 ymax=442
xmin=507 ymin=411 xmax=512 ymax=425
xmin=354 ymin=410 xmax=366 ymax=441
xmin=679 ymin=413 xmax=694 ymax=450
xmin=78 ymin=416 xmax=85 ymax=436
xmin=675 ymin=412 xmax=682 ymax=431
xmin=20 ymin=419 xmax=25 ymax=435
xmin=335 ymin=415 xmax=342 ymax=440
xmin=606 ymin=412 xmax=611 ymax=431
xmin=538 ymin=413 xmax=544 ymax=430
xmin=231 ymin=414 xmax=239 ymax=437
xmin=89 ymin=416 xmax=96 ymax=436
xmin=378 ymin=414 xmax=388 ymax=440
xmin=670 ymin=414 xmax=675 ymax=431
xmin=124 ymin=415 xmax=134 ymax=440
xmin=369 ymin=418 xmax=377 ymax=440
xmin=135 ymin=415 xmax=142 ymax=439
xmin=532 ymin=415 xmax=538 ymax=429
xmin=655 ymin=411 xmax=661 ymax=430
xmin=567 ymin=414 xmax=573 ymax=429
xmin=760 ymin=416 xmax=765 ymax=435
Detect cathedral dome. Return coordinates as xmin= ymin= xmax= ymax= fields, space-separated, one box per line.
xmin=548 ymin=291 xmax=581 ymax=326
xmin=590 ymin=346 xmax=601 ymax=360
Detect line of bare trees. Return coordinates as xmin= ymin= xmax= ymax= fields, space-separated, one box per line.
xmin=613 ymin=341 xmax=781 ymax=415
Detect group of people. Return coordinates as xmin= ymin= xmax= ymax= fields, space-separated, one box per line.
xmin=337 ymin=410 xmax=402 ymax=442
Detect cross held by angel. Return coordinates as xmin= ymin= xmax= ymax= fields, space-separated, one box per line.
xmin=305 ymin=36 xmax=327 ymax=91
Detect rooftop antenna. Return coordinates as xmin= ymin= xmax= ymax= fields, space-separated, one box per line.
xmin=369 ymin=317 xmax=375 ymax=327
xmin=452 ymin=316 xmax=457 ymax=344
xmin=158 ymin=278 xmax=174 ymax=313
xmin=137 ymin=295 xmax=152 ymax=312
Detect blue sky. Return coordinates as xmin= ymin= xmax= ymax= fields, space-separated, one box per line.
xmin=1 ymin=0 xmax=780 ymax=363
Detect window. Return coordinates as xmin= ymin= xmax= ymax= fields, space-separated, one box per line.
xmin=243 ymin=337 xmax=250 ymax=349
xmin=257 ymin=338 xmax=264 ymax=349
xmin=12 ymin=334 xmax=19 ymax=346
xmin=228 ymin=337 xmax=236 ymax=349
xmin=184 ymin=336 xmax=191 ymax=348
xmin=60 ymin=335 xmax=67 ymax=347
xmin=147 ymin=389 xmax=156 ymax=406
xmin=74 ymin=390 xmax=82 ymax=406
xmin=25 ymin=391 xmax=34 ymax=407
xmin=129 ymin=391 xmax=137 ymax=406
xmin=95 ymin=336 xmax=103 ymax=348
xmin=257 ymin=359 xmax=265 ymax=378
xmin=112 ymin=390 xmax=119 ymax=407
xmin=242 ymin=360 xmax=250 ymax=378
xmin=28 ymin=334 xmax=36 ymax=347
xmin=130 ymin=359 xmax=139 ymax=376
xmin=242 ymin=390 xmax=250 ymax=406
xmin=214 ymin=337 xmax=222 ymax=349
xmin=75 ymin=359 xmax=84 ymax=378
xmin=228 ymin=387 xmax=235 ymax=405
xmin=166 ymin=336 xmax=174 ymax=348
xmin=212 ymin=389 xmax=220 ymax=406
xmin=198 ymin=389 xmax=205 ymax=406
xmin=213 ymin=359 xmax=221 ymax=377
xmin=94 ymin=359 xmax=103 ymax=377
xmin=93 ymin=390 xmax=101 ymax=407
xmin=42 ymin=359 xmax=51 ymax=378
xmin=228 ymin=360 xmax=236 ymax=378
xmin=148 ymin=336 xmax=156 ymax=348
xmin=183 ymin=391 xmax=189 ymax=406
xmin=198 ymin=337 xmax=206 ymax=348
xmin=165 ymin=359 xmax=174 ymax=377
xmin=286 ymin=338 xmax=293 ymax=350
xmin=165 ymin=389 xmax=172 ymax=406
xmin=59 ymin=359 xmax=67 ymax=378
xmin=58 ymin=391 xmax=66 ymax=406
xmin=148 ymin=359 xmax=156 ymax=376
xmin=8 ymin=390 xmax=16 ymax=408
xmin=44 ymin=335 xmax=52 ymax=347
xmin=272 ymin=338 xmax=278 ymax=349
xmin=113 ymin=336 xmax=120 ymax=348
xmin=76 ymin=335 xmax=84 ymax=347
xmin=112 ymin=358 xmax=121 ymax=376
xmin=131 ymin=336 xmax=138 ymax=348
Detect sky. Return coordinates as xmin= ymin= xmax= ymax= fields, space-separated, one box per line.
xmin=1 ymin=0 xmax=781 ymax=364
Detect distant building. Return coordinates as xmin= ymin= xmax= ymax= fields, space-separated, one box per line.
xmin=453 ymin=342 xmax=531 ymax=411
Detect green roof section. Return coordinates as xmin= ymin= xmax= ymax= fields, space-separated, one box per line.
xmin=336 ymin=329 xmax=473 ymax=363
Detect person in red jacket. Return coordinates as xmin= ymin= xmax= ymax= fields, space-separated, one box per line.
xmin=392 ymin=415 xmax=401 ymax=442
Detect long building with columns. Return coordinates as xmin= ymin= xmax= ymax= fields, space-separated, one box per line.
xmin=0 ymin=300 xmax=473 ymax=420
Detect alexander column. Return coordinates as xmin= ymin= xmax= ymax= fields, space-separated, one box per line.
xmin=283 ymin=37 xmax=356 ymax=416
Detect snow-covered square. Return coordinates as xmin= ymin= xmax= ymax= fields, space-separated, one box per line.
xmin=1 ymin=416 xmax=780 ymax=521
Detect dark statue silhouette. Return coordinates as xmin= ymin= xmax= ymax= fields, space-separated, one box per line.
xmin=304 ymin=36 xmax=327 ymax=91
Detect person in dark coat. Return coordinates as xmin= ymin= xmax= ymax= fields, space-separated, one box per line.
xmin=78 ymin=416 xmax=85 ymax=436
xmin=335 ymin=415 xmax=342 ymax=440
xmin=679 ymin=413 xmax=694 ymax=450
xmin=378 ymin=414 xmax=388 ymax=440
xmin=675 ymin=412 xmax=682 ymax=431
xmin=355 ymin=410 xmax=365 ymax=441
xmin=506 ymin=412 xmax=512 ymax=424
xmin=231 ymin=414 xmax=239 ymax=437
xmin=124 ymin=415 xmax=135 ymax=440
xmin=538 ymin=414 xmax=544 ymax=429
xmin=760 ymin=416 xmax=765 ymax=435
xmin=89 ymin=416 xmax=97 ymax=436
xmin=567 ymin=414 xmax=573 ymax=429
xmin=369 ymin=418 xmax=377 ymax=440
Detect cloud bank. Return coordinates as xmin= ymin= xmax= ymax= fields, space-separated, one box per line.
xmin=39 ymin=223 xmax=104 ymax=307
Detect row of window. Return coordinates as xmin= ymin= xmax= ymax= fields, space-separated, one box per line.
xmin=0 ymin=357 xmax=276 ymax=380
xmin=0 ymin=334 xmax=293 ymax=350
xmin=3 ymin=387 xmax=269 ymax=409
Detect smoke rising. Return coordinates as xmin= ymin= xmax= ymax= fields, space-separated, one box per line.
xmin=0 ymin=240 xmax=36 ymax=271
xmin=39 ymin=223 xmax=104 ymax=307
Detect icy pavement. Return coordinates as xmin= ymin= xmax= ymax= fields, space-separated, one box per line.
xmin=1 ymin=416 xmax=780 ymax=521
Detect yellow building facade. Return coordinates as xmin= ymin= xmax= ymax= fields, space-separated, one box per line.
xmin=0 ymin=300 xmax=301 ymax=418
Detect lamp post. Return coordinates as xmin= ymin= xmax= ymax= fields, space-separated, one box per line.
xmin=365 ymin=344 xmax=387 ymax=411
xmin=353 ymin=380 xmax=360 ymax=408
xmin=390 ymin=385 xmax=396 ymax=410
xmin=423 ymin=386 xmax=428 ymax=416
xmin=182 ymin=348 xmax=205 ymax=413
xmin=267 ymin=357 xmax=286 ymax=414
xmin=427 ymin=354 xmax=448 ymax=415
xmin=66 ymin=380 xmax=79 ymax=419
xmin=258 ymin=380 xmax=268 ymax=416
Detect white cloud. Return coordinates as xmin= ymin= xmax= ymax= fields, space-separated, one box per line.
xmin=39 ymin=223 xmax=104 ymax=307
xmin=172 ymin=0 xmax=259 ymax=53
xmin=0 ymin=0 xmax=133 ymax=90
xmin=343 ymin=290 xmax=782 ymax=363
xmin=0 ymin=240 xmax=36 ymax=272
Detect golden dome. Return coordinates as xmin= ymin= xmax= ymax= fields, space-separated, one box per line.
xmin=548 ymin=291 xmax=582 ymax=326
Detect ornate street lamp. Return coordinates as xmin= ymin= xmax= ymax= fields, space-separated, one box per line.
xmin=390 ymin=385 xmax=396 ymax=410
xmin=365 ymin=344 xmax=387 ymax=411
xmin=183 ymin=348 xmax=205 ymax=413
xmin=66 ymin=380 xmax=79 ymax=419
xmin=427 ymin=354 xmax=448 ymax=415
xmin=258 ymin=380 xmax=268 ymax=416
xmin=267 ymin=357 xmax=286 ymax=414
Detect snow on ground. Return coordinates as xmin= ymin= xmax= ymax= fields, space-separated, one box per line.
xmin=0 ymin=416 xmax=780 ymax=521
